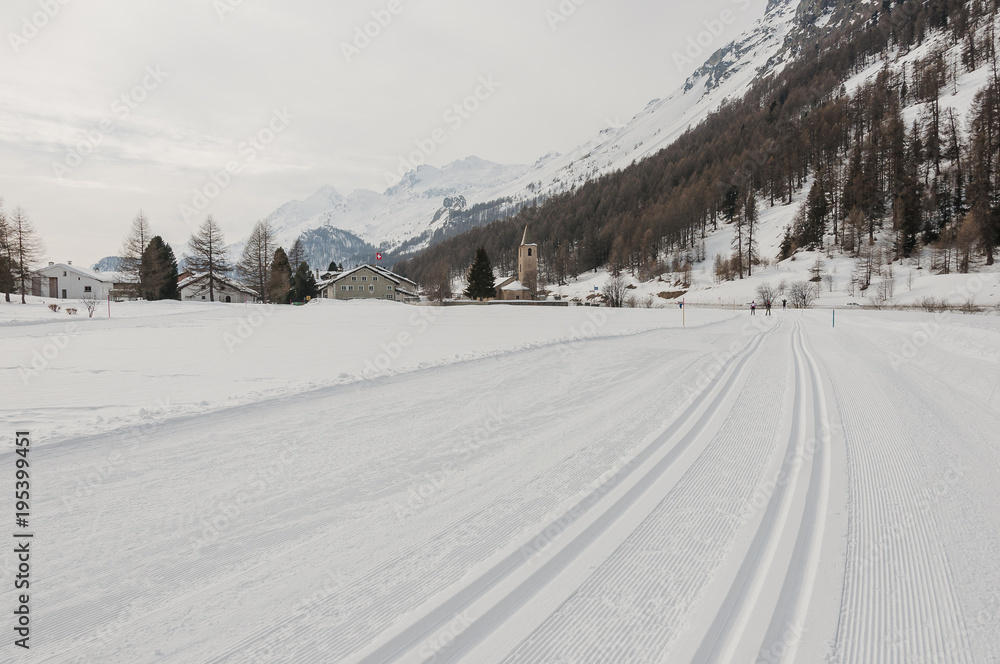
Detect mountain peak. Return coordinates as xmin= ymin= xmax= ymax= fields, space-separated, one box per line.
xmin=306 ymin=184 xmax=345 ymax=204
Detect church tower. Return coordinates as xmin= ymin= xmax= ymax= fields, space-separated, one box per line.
xmin=518 ymin=225 xmax=538 ymax=294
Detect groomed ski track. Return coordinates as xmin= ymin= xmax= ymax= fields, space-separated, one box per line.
xmin=15 ymin=310 xmax=1000 ymax=663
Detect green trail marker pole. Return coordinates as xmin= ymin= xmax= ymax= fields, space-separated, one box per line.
xmin=833 ymin=309 xmax=836 ymax=328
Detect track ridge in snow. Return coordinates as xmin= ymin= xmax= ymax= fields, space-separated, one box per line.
xmin=343 ymin=321 xmax=782 ymax=664
xmin=688 ymin=320 xmax=831 ymax=664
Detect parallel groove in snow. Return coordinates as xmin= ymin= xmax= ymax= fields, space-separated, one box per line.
xmin=829 ymin=338 xmax=974 ymax=664
xmin=495 ymin=325 xmax=788 ymax=663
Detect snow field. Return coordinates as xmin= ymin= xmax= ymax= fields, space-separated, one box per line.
xmin=2 ymin=302 xmax=999 ymax=663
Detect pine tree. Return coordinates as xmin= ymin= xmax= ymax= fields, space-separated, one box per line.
xmin=464 ymin=246 xmax=495 ymax=300
xmin=120 ymin=210 xmax=151 ymax=297
xmin=236 ymin=219 xmax=276 ymax=303
xmin=267 ymin=247 xmax=292 ymax=304
xmin=8 ymin=206 xmax=44 ymax=304
xmin=140 ymin=236 xmax=179 ymax=300
xmin=289 ymin=262 xmax=318 ymax=303
xmin=184 ymin=216 xmax=232 ymax=302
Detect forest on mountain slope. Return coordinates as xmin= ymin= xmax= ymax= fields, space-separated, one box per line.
xmin=395 ymin=0 xmax=1000 ymax=294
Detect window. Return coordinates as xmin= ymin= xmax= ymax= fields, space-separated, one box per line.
xmin=385 ymin=295 xmax=394 ymax=300
xmin=348 ymin=286 xmax=354 ymax=291
xmin=362 ymin=276 xmax=367 ymax=281
xmin=351 ymin=276 xmax=357 ymax=281
xmin=373 ymin=276 xmax=378 ymax=282
xmin=84 ymin=286 xmax=92 ymax=293
xmin=369 ymin=285 xmax=375 ymax=292
xmin=387 ymin=286 xmax=393 ymax=292
xmin=63 ymin=271 xmax=67 ymax=276
xmin=528 ymin=248 xmax=533 ymax=256
xmin=341 ymin=285 xmax=347 ymax=291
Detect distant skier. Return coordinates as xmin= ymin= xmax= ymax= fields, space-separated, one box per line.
xmin=750 ymin=301 xmax=756 ymax=316
xmin=765 ymin=300 xmax=772 ymax=316
xmin=782 ymin=298 xmax=787 ymax=310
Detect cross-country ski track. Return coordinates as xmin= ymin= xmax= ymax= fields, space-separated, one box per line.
xmin=8 ymin=307 xmax=1000 ymax=663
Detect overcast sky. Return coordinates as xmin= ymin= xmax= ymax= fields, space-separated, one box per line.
xmin=0 ymin=0 xmax=767 ymax=265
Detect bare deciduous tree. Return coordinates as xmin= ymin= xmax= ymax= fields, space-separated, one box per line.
xmin=185 ymin=216 xmax=232 ymax=302
xmin=788 ymin=281 xmax=818 ymax=308
xmin=9 ymin=206 xmax=45 ymax=304
xmin=81 ymin=297 xmax=99 ymax=318
xmin=120 ymin=210 xmax=151 ymax=296
xmin=237 ymin=219 xmax=276 ymax=303
xmin=602 ymin=273 xmax=628 ymax=308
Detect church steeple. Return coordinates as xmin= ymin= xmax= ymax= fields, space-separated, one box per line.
xmin=518 ymin=225 xmax=538 ymax=289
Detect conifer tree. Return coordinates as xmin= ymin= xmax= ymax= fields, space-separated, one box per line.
xmin=289 ymin=262 xmax=318 ymax=303
xmin=464 ymin=246 xmax=495 ymax=300
xmin=140 ymin=236 xmax=179 ymax=300
xmin=267 ymin=247 xmax=292 ymax=304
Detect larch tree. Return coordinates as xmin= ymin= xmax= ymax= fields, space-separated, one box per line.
xmin=184 ymin=216 xmax=232 ymax=302
xmin=237 ymin=219 xmax=276 ymax=303
xmin=120 ymin=210 xmax=151 ymax=296
xmin=9 ymin=206 xmax=44 ymax=304
xmin=745 ymin=189 xmax=759 ymax=277
xmin=287 ymin=237 xmax=306 ymax=272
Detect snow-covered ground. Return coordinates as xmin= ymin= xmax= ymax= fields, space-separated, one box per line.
xmin=3 ymin=299 xmax=1000 ymax=663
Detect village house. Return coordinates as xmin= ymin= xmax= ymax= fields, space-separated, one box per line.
xmin=178 ymin=272 xmax=259 ymax=303
xmin=35 ymin=262 xmax=135 ymax=300
xmin=317 ymin=264 xmax=419 ymax=302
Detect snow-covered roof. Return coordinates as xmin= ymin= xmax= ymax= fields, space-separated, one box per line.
xmin=372 ymin=264 xmax=418 ymax=287
xmin=333 ymin=264 xmax=417 ymax=288
xmin=502 ymin=280 xmax=528 ymax=291
xmin=39 ymin=263 xmax=134 ymax=284
xmin=495 ymin=276 xmax=516 ymax=288
xmin=178 ymin=272 xmax=258 ymax=296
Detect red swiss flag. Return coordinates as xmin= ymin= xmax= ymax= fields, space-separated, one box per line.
xmin=376 ymin=252 xmax=383 ymax=261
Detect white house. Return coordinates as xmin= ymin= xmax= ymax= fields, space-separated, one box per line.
xmin=178 ymin=272 xmax=258 ymax=303
xmin=35 ymin=263 xmax=133 ymax=300
xmin=317 ymin=264 xmax=418 ymax=302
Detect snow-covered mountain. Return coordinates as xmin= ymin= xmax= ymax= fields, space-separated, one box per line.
xmin=262 ymin=158 xmax=534 ymax=261
xmin=253 ymin=0 xmax=807 ymax=265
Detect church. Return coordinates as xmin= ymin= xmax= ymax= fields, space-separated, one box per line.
xmin=494 ymin=226 xmax=538 ymax=301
